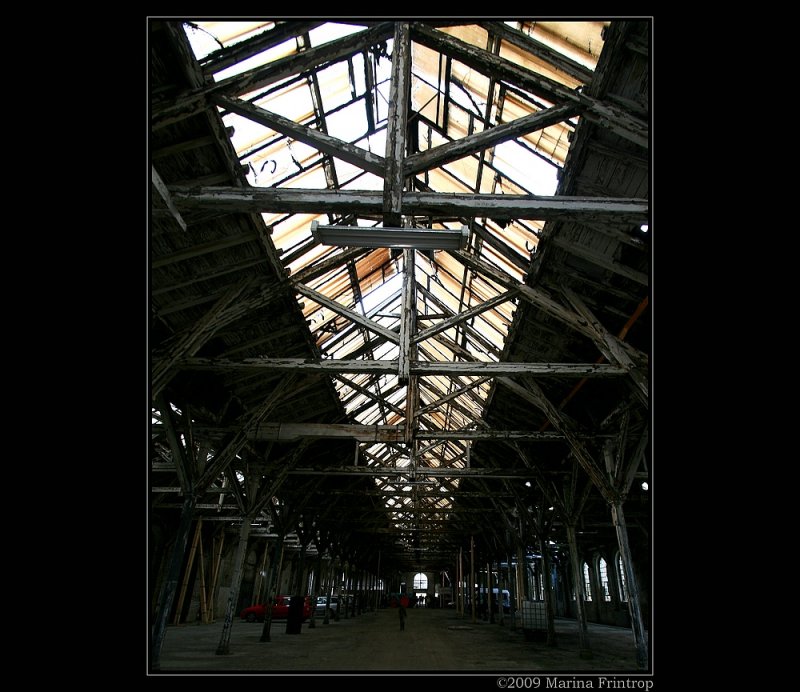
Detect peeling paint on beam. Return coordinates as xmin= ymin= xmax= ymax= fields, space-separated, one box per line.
xmin=168 ymin=186 xmax=649 ymax=222
xmin=181 ymin=357 xmax=627 ymax=377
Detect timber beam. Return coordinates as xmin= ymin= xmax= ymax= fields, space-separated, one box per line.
xmin=168 ymin=185 xmax=649 ymax=222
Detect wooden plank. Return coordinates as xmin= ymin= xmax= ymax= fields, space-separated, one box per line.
xmin=416 ymin=376 xmax=491 ymax=416
xmin=154 ymin=394 xmax=192 ymax=493
xmin=404 ymin=103 xmax=580 ymax=176
xmin=413 ymin=289 xmax=518 ymax=344
xmin=213 ymin=95 xmax=386 ymax=177
xmin=153 ymin=23 xmax=395 ymax=129
xmin=398 ymin=248 xmax=415 ymax=384
xmin=415 ymin=283 xmax=501 ymax=358
xmin=334 ymin=374 xmax=405 ymax=417
xmin=181 ymin=356 xmax=626 ymax=377
xmin=560 ymin=285 xmax=648 ymax=405
xmin=151 ymin=134 xmax=216 ymax=160
xmin=294 ymin=282 xmax=400 ymax=345
xmin=152 ymin=275 xmax=256 ymax=398
xmin=151 ymin=232 xmax=258 ymax=269
xmin=410 ymin=23 xmax=648 ymax=149
xmin=195 ymin=375 xmax=299 ymax=492
xmin=151 ymin=166 xmax=187 ymax=232
xmin=383 ymin=22 xmax=411 ymax=226
xmin=516 ymin=376 xmax=615 ymax=501
xmin=481 ymin=21 xmax=594 ymax=84
xmin=552 ymin=236 xmax=648 ymax=286
xmin=169 ymin=185 xmax=648 ymax=221
xmin=200 ymin=20 xmax=326 ymax=75
xmin=289 ymin=246 xmax=369 ymax=286
xmin=446 ymin=249 xmax=596 ymax=341
xmin=288 ymin=467 xmax=535 ymax=478
xmin=611 ymin=502 xmax=648 ymax=668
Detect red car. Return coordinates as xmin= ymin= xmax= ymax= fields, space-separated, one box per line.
xmin=240 ymin=595 xmax=312 ymax=622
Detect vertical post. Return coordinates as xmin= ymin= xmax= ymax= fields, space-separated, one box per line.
xmin=197 ymin=530 xmax=208 ymax=624
xmin=458 ymin=546 xmax=463 ymax=617
xmin=215 ymin=518 xmax=252 ymax=655
xmin=516 ymin=544 xmax=526 ymax=605
xmin=399 ymin=248 xmax=416 ymax=386
xmin=260 ymin=539 xmax=285 ymax=642
xmin=566 ymin=524 xmax=593 ymax=659
xmin=173 ymin=518 xmax=202 ymax=625
xmin=323 ymin=558 xmax=335 ymax=624
xmin=508 ymin=552 xmax=516 ymax=630
xmin=342 ymin=563 xmax=350 ymax=619
xmin=470 ymin=536 xmax=476 ymax=623
xmin=540 ymin=535 xmax=558 ymax=646
xmin=252 ymin=540 xmax=269 ymax=606
xmin=334 ymin=561 xmax=343 ymax=621
xmin=487 ymin=561 xmax=495 ymax=623
xmin=208 ymin=530 xmax=226 ymax=622
xmin=383 ymin=21 xmax=411 ymax=229
xmin=612 ymin=502 xmax=648 ymax=669
xmin=498 ymin=560 xmax=505 ymax=626
xmin=309 ymin=551 xmax=323 ymax=629
xmin=150 ymin=493 xmax=197 ymax=670
xmin=375 ymin=550 xmax=381 ymax=612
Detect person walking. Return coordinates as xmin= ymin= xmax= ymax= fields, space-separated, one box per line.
xmin=398 ymin=602 xmax=407 ymax=631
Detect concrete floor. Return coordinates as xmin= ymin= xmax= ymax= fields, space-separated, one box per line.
xmin=154 ymin=607 xmax=649 ymax=676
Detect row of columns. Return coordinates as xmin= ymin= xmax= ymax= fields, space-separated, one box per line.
xmin=449 ymin=519 xmax=646 ymax=668
xmin=150 ymin=520 xmax=384 ymax=669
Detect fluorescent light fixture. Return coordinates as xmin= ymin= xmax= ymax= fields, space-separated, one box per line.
xmin=311 ymin=221 xmax=469 ymax=250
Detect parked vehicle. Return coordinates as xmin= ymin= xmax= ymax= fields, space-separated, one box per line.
xmin=314 ymin=595 xmax=339 ymax=617
xmin=240 ymin=595 xmax=311 ymax=622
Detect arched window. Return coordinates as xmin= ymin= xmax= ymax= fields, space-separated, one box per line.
xmin=617 ymin=554 xmax=628 ymax=602
xmin=583 ymin=562 xmax=593 ymax=601
xmin=413 ymin=572 xmax=428 ymax=590
xmin=598 ymin=558 xmax=611 ymax=602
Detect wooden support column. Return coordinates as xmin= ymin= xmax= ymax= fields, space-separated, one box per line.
xmin=173 ymin=518 xmax=202 ymax=625
xmin=611 ymin=502 xmax=648 ymax=669
xmin=374 ymin=550 xmax=381 ymax=612
xmin=197 ymin=530 xmax=209 ymax=624
xmin=539 ymin=533 xmax=558 ymax=647
xmin=458 ymin=546 xmax=464 ymax=617
xmin=260 ymin=539 xmax=285 ymax=642
xmin=343 ymin=563 xmax=351 ymax=619
xmin=252 ymin=540 xmax=270 ymax=606
xmin=566 ymin=524 xmax=593 ymax=659
xmin=215 ymin=518 xmax=252 ymax=655
xmin=309 ymin=551 xmax=323 ymax=629
xmin=398 ymin=248 xmax=416 ymax=385
xmin=470 ymin=536 xmax=476 ymax=623
xmin=150 ymin=493 xmax=196 ymax=670
xmin=208 ymin=530 xmax=226 ymax=622
xmin=383 ymin=22 xmax=411 ymax=227
xmin=487 ymin=561 xmax=495 ymax=623
xmin=323 ymin=558 xmax=335 ymax=624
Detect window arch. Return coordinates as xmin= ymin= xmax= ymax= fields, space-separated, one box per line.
xmin=413 ymin=572 xmax=428 ymax=590
xmin=582 ymin=562 xmax=593 ymax=601
xmin=598 ymin=557 xmax=611 ymax=602
xmin=617 ymin=554 xmax=628 ymax=602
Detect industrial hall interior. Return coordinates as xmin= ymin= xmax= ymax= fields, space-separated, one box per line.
xmin=149 ymin=17 xmax=651 ymax=675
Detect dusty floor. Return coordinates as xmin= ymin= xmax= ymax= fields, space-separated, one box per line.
xmin=153 ymin=607 xmax=650 ymax=677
